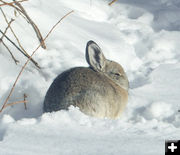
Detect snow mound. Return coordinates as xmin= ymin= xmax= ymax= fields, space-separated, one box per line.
xmin=0 ymin=0 xmax=180 ymax=154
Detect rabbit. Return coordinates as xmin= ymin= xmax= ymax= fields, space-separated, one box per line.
xmin=43 ymin=40 xmax=129 ymax=119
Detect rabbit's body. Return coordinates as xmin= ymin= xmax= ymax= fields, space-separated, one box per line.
xmin=44 ymin=41 xmax=129 ymax=119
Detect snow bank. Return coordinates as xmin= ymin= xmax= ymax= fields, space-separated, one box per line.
xmin=0 ymin=107 xmax=178 ymax=155
xmin=0 ymin=0 xmax=180 ymax=154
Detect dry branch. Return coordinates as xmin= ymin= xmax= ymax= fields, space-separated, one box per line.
xmin=0 ymin=18 xmax=15 ymax=41
xmin=24 ymin=93 xmax=27 ymax=110
xmin=0 ymin=0 xmax=40 ymax=69
xmin=0 ymin=10 xmax=74 ymax=113
xmin=0 ymin=7 xmax=40 ymax=68
xmin=0 ymin=0 xmax=22 ymax=12
xmin=4 ymin=100 xmax=27 ymax=109
xmin=13 ymin=0 xmax=46 ymax=49
xmin=0 ymin=0 xmax=27 ymax=7
xmin=1 ymin=40 xmax=19 ymax=64
xmin=0 ymin=7 xmax=28 ymax=56
xmin=1 ymin=0 xmax=46 ymax=49
xmin=0 ymin=18 xmax=19 ymax=64
xmin=0 ymin=29 xmax=40 ymax=68
xmin=109 ymin=0 xmax=118 ymax=6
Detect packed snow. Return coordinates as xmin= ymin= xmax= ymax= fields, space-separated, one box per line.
xmin=0 ymin=0 xmax=180 ymax=154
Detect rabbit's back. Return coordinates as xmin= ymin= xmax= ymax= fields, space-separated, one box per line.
xmin=44 ymin=67 xmax=128 ymax=118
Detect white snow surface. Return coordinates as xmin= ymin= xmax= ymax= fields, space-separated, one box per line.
xmin=0 ymin=0 xmax=180 ymax=154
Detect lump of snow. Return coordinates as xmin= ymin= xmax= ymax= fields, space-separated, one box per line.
xmin=144 ymin=101 xmax=174 ymax=120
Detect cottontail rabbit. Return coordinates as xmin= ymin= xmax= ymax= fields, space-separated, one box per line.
xmin=44 ymin=41 xmax=129 ymax=119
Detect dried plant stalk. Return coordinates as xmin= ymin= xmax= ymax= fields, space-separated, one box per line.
xmin=1 ymin=0 xmax=46 ymax=49
xmin=4 ymin=100 xmax=27 ymax=109
xmin=13 ymin=0 xmax=46 ymax=49
xmin=1 ymin=40 xmax=19 ymax=64
xmin=24 ymin=93 xmax=27 ymax=110
xmin=0 ymin=5 xmax=40 ymax=68
xmin=0 ymin=18 xmax=19 ymax=64
xmin=0 ymin=10 xmax=74 ymax=113
xmin=109 ymin=0 xmax=118 ymax=6
xmin=0 ymin=0 xmax=23 ymax=12
xmin=0 ymin=0 xmax=27 ymax=7
xmin=0 ymin=29 xmax=40 ymax=68
xmin=0 ymin=18 xmax=15 ymax=41
xmin=0 ymin=7 xmax=29 ymax=56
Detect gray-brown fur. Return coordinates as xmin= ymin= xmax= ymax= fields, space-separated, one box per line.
xmin=43 ymin=41 xmax=129 ymax=119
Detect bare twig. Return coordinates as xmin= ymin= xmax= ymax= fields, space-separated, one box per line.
xmin=0 ymin=18 xmax=19 ymax=64
xmin=0 ymin=18 xmax=15 ymax=41
xmin=0 ymin=7 xmax=28 ymax=56
xmin=0 ymin=0 xmax=23 ymax=12
xmin=0 ymin=7 xmax=37 ymax=68
xmin=14 ymin=8 xmax=29 ymax=22
xmin=108 ymin=0 xmax=118 ymax=6
xmin=4 ymin=100 xmax=27 ymax=109
xmin=13 ymin=0 xmax=46 ymax=49
xmin=0 ymin=10 xmax=74 ymax=113
xmin=1 ymin=40 xmax=19 ymax=64
xmin=1 ymin=0 xmax=46 ymax=51
xmin=0 ymin=0 xmax=27 ymax=6
xmin=24 ymin=93 xmax=27 ymax=110
xmin=0 ymin=29 xmax=40 ymax=68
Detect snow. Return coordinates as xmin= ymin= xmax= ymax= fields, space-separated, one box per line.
xmin=0 ymin=0 xmax=180 ymax=154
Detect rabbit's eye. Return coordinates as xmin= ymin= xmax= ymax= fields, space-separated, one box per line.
xmin=115 ymin=73 xmax=119 ymax=76
xmin=110 ymin=72 xmax=121 ymax=77
xmin=114 ymin=73 xmax=121 ymax=76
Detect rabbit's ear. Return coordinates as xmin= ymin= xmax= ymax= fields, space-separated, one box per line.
xmin=86 ymin=41 xmax=106 ymax=72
